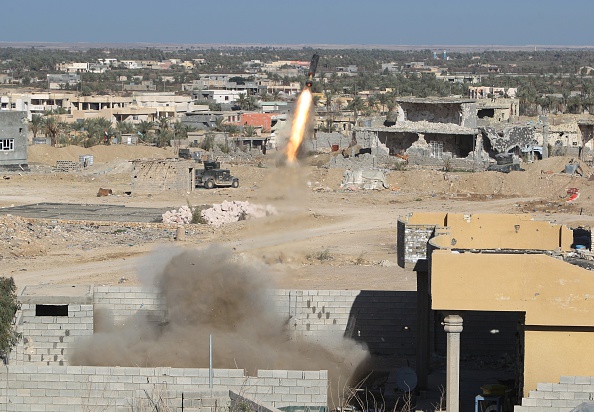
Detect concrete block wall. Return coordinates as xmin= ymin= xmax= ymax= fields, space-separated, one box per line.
xmin=272 ymin=290 xmax=417 ymax=357
xmin=0 ymin=366 xmax=328 ymax=412
xmin=131 ymin=160 xmax=193 ymax=193
xmin=93 ymin=286 xmax=166 ymax=327
xmin=514 ymin=376 xmax=594 ymax=412
xmin=13 ymin=303 xmax=93 ymax=366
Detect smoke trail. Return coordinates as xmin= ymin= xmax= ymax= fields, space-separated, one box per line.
xmin=71 ymin=246 xmax=370 ymax=395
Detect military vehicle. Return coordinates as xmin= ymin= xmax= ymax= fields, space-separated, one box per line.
xmin=195 ymin=161 xmax=239 ymax=189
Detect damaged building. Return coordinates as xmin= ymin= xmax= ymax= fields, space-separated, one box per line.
xmin=353 ymin=97 xmax=537 ymax=168
xmin=131 ymin=158 xmax=197 ymax=193
xmin=353 ymin=98 xmax=482 ymax=167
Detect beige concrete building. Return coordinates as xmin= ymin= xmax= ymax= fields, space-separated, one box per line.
xmin=398 ymin=212 xmax=594 ymax=411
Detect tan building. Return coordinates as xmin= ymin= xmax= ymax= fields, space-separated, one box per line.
xmin=398 ymin=212 xmax=594 ymax=411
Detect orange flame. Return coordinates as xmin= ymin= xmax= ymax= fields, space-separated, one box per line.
xmin=285 ymin=88 xmax=313 ymax=163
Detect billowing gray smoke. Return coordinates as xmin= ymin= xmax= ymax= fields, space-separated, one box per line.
xmin=70 ymin=245 xmax=370 ymax=391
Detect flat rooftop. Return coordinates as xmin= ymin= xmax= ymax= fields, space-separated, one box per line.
xmin=19 ymin=284 xmax=93 ymax=304
xmin=396 ymin=97 xmax=476 ymax=104
xmin=0 ymin=202 xmax=169 ymax=223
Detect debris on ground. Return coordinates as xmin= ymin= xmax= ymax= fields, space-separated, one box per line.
xmin=201 ymin=200 xmax=277 ymax=227
xmin=341 ymin=169 xmax=389 ymax=190
xmin=97 ymin=188 xmax=113 ymax=197
xmin=162 ymin=206 xmax=193 ymax=225
xmin=566 ymin=188 xmax=580 ymax=203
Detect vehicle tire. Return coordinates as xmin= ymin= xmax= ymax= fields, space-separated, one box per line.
xmin=231 ymin=179 xmax=239 ymax=188
xmin=204 ymin=179 xmax=215 ymax=189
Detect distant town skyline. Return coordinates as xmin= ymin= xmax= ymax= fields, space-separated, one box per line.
xmin=1 ymin=0 xmax=591 ymax=47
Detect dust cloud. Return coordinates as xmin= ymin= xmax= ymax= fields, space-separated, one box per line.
xmin=70 ymin=245 xmax=370 ymax=390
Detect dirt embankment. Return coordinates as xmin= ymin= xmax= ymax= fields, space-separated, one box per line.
xmin=28 ymin=144 xmax=175 ymax=166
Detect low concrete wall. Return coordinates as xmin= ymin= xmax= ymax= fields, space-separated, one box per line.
xmin=0 ymin=366 xmax=327 ymax=412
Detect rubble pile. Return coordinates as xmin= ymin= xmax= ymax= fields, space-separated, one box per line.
xmin=201 ymin=200 xmax=277 ymax=227
xmin=0 ymin=215 xmax=49 ymax=259
xmin=162 ymin=206 xmax=193 ymax=225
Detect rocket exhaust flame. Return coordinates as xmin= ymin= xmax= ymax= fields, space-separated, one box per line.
xmin=284 ymin=54 xmax=319 ymax=163
xmin=285 ymin=88 xmax=312 ymax=163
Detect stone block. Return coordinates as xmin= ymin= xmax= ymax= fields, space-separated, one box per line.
xmin=575 ymin=376 xmax=592 ymax=384
xmin=552 ymin=383 xmax=568 ymax=392
xmin=271 ymin=370 xmax=288 ymax=379
xmin=281 ymin=393 xmax=297 ymax=402
xmin=296 ymin=394 xmax=312 ymax=403
xmin=537 ymin=383 xmax=553 ymax=392
xmin=258 ymin=370 xmax=273 ymax=378
xmin=535 ymin=398 xmax=552 ymax=407
xmin=274 ymin=386 xmax=290 ymax=394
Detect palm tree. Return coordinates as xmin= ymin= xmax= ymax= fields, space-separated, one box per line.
xmin=43 ymin=116 xmax=59 ymax=146
xmin=243 ymin=125 xmax=256 ymax=137
xmin=29 ymin=114 xmax=43 ymax=139
xmin=135 ymin=120 xmax=154 ymax=143
xmin=155 ymin=116 xmax=171 ymax=147
xmin=213 ymin=116 xmax=226 ymax=132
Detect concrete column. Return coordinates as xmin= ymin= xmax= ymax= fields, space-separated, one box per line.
xmin=444 ymin=314 xmax=463 ymax=412
xmin=416 ymin=270 xmax=430 ymax=390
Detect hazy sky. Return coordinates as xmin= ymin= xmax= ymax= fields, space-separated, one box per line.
xmin=1 ymin=0 xmax=590 ymax=46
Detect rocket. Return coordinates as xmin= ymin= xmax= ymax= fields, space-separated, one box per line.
xmin=305 ymin=54 xmax=320 ymax=88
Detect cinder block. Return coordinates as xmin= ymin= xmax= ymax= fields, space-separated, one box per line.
xmin=575 ymin=376 xmax=591 ymax=385
xmin=290 ymin=386 xmax=305 ymax=395
xmin=521 ymin=398 xmax=537 ymax=407
xmin=574 ymin=392 xmax=591 ymax=400
xmin=537 ymin=383 xmax=553 ymax=392
xmin=559 ymin=391 xmax=574 ymax=400
xmin=535 ymin=398 xmax=552 ymax=407
xmin=553 ymin=383 xmax=568 ymax=392
xmin=176 ymin=377 xmax=193 ymax=385
xmin=559 ymin=376 xmax=575 ymax=384
xmin=303 ymin=371 xmax=320 ymax=379
xmin=281 ymin=394 xmax=297 ymax=402
xmin=271 ymin=370 xmax=288 ymax=379
xmin=296 ymin=394 xmax=312 ymax=403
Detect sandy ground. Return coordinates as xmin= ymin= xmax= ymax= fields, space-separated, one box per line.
xmin=3 ymin=145 xmax=594 ymax=410
xmin=2 ymin=145 xmax=594 ymax=293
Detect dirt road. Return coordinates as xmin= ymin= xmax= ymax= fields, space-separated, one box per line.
xmin=3 ymin=146 xmax=594 ymax=294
